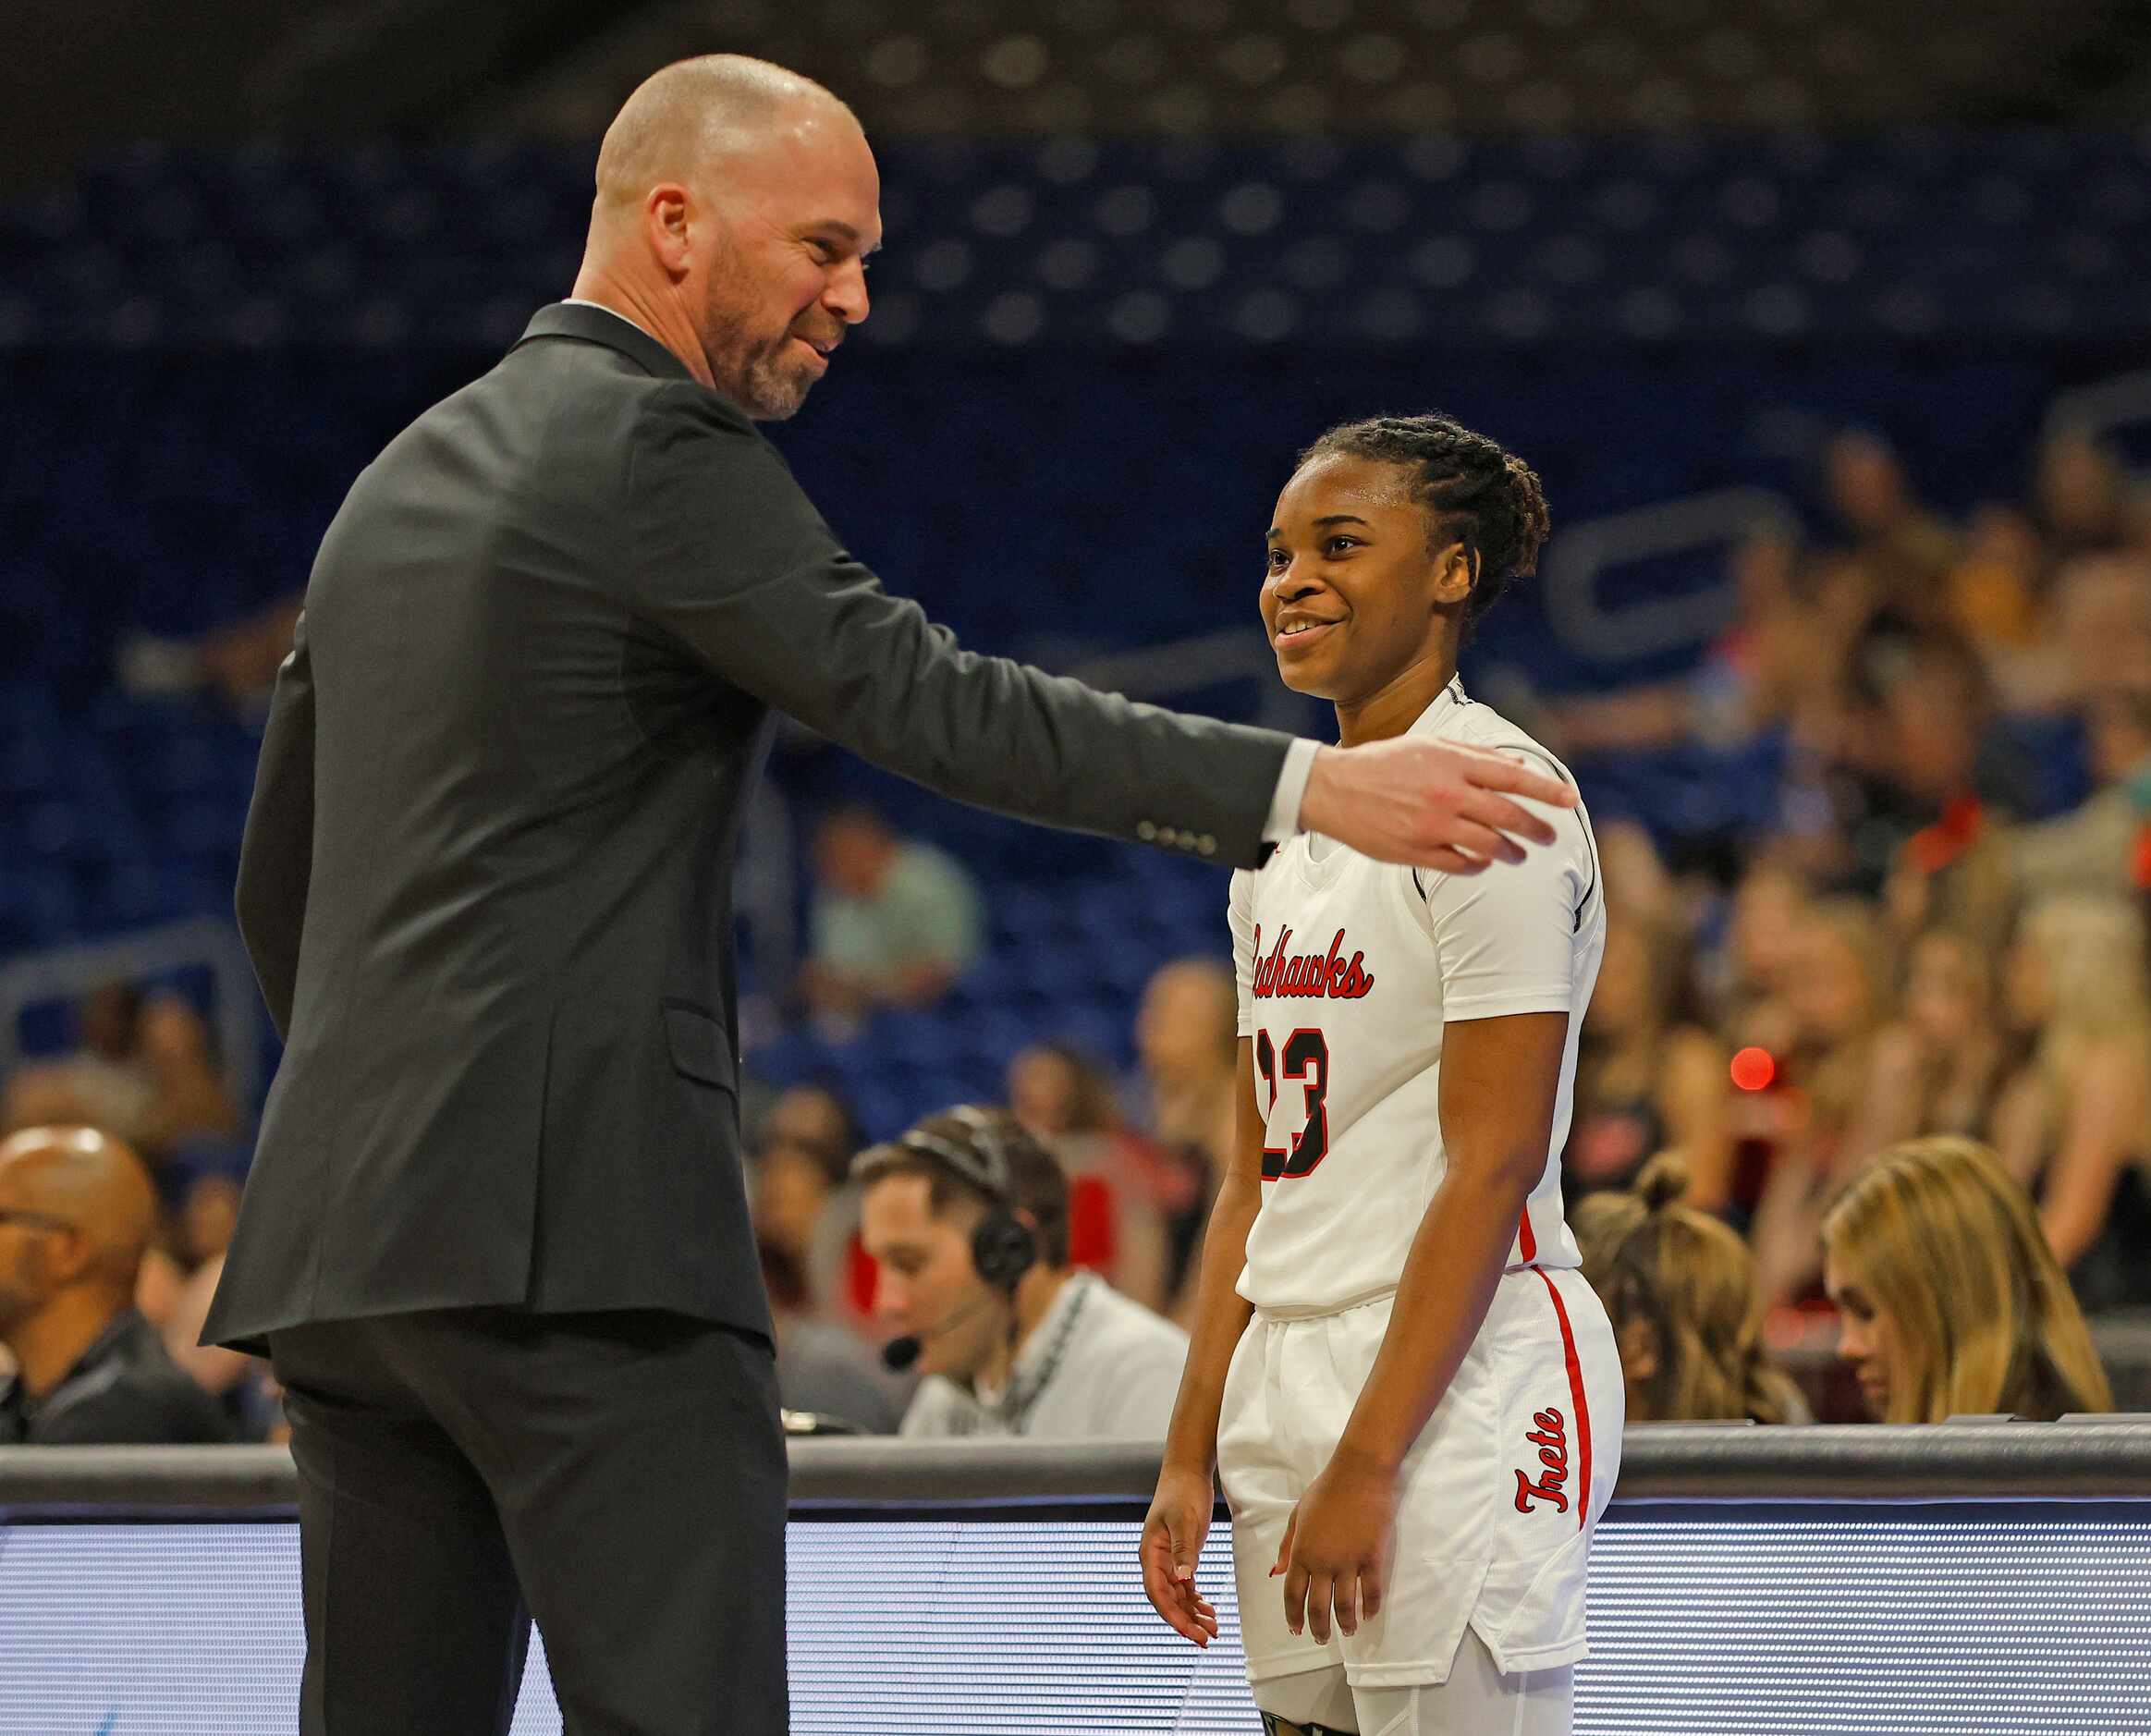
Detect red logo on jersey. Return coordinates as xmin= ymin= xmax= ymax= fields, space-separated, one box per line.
xmin=1251 ymin=925 xmax=1375 ymax=1000
xmin=1512 ymin=1407 xmax=1571 ymax=1515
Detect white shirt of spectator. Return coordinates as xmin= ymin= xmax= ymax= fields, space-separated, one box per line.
xmin=1229 ymin=677 xmax=1605 ymax=1316
xmin=897 ymin=1271 xmax=1189 ymax=1439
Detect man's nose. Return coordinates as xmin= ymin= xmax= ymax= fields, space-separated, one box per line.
xmin=826 ymin=258 xmax=870 ymax=325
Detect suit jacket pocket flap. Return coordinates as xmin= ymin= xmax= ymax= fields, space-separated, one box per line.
xmin=663 ymin=1004 xmax=736 ymax=1092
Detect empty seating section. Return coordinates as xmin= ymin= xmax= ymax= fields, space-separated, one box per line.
xmin=3 ymin=133 xmax=2146 ymax=348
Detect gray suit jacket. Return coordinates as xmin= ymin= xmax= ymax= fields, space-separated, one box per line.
xmin=205 ymin=302 xmax=1292 ymax=1351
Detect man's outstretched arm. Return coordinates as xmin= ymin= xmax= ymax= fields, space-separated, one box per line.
xmin=628 ymin=397 xmax=1573 ymax=869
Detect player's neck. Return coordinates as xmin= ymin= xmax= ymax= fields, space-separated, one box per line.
xmin=1332 ymin=650 xmax=1459 ymax=748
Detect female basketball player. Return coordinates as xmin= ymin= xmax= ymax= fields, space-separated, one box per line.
xmin=1140 ymin=415 xmax=1621 ymax=1735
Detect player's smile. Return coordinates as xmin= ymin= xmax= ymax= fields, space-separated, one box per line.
xmin=1272 ymin=609 xmax=1343 ymax=654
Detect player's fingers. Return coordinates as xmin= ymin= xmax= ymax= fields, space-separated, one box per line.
xmin=1305 ymin=1571 xmax=1335 ymax=1644
xmin=1459 ymin=788 xmax=1559 ymax=849
xmin=1454 ymin=748 xmax=1577 ymax=808
xmin=1141 ymin=1539 xmax=1203 ymax=1640
xmin=1362 ymin=1565 xmax=1384 ymax=1622
xmin=1271 ymin=1507 xmax=1299 ymax=1577
xmin=1281 ymin=1562 xmax=1310 ymax=1636
xmin=1335 ymin=1574 xmax=1359 ymax=1638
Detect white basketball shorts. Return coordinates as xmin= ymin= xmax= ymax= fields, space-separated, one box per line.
xmin=1217 ymin=1264 xmax=1622 ymax=1692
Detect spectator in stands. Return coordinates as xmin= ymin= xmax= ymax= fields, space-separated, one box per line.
xmin=1006 ymin=1042 xmax=1176 ymax=1314
xmin=2034 ymin=431 xmax=2148 ymax=566
xmin=0 ymin=984 xmax=240 ymax=1165
xmin=758 ymin=1082 xmax=862 ymax=1167
xmin=1705 ymin=856 xmax=1811 ymax=1059
xmin=1822 ymin=1136 xmax=2112 ymax=1422
xmin=2 ymin=983 xmax=156 ymax=1147
xmin=756 ymin=1241 xmax=904 ymax=1434
xmin=1876 ymin=632 xmax=2022 ymax=959
xmin=799 ymin=804 xmax=983 ymax=1025
xmin=0 ymin=1125 xmax=233 ymax=1444
xmin=1946 ymin=506 xmax=2046 ymax=663
xmin=2012 ymin=683 xmax=2151 ymax=906
xmin=1752 ymin=899 xmax=1893 ymax=1305
xmin=750 ymin=1082 xmax=875 ymax=1324
xmin=1851 ymin=929 xmax=2010 ymax=1155
xmin=1822 ymin=429 xmax=1960 ymax=622
xmin=1131 ymin=959 xmax=1240 ymax=1323
xmin=855 ymin=1106 xmax=1188 ymax=1438
xmin=2020 ymin=553 xmax=2151 ymax=715
xmin=1990 ymin=896 xmax=2151 ymax=1312
xmin=1573 ymin=1153 xmax=1806 ymax=1424
xmin=752 ymin=1134 xmax=844 ymax=1285
xmin=741 ymin=1085 xmax=905 ymax=1430
xmin=1529 ymin=532 xmax=1827 ymax=759
xmin=159 ymin=1246 xmax=275 ymax=1440
xmin=1567 ymin=911 xmax=1731 ymax=1210
xmin=752 ymin=1087 xmax=857 ymax=1270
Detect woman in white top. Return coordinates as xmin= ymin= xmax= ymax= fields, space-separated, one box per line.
xmin=1140 ymin=414 xmax=1620 ymax=1736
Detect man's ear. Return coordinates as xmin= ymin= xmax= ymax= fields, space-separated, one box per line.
xmin=42 ymin=1227 xmax=97 ymax=1290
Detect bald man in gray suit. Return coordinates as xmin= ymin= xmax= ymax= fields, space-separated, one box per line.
xmin=207 ymin=55 xmax=1577 ymax=1734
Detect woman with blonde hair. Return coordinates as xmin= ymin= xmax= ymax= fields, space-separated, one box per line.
xmin=1991 ymin=895 xmax=2151 ymax=1310
xmin=1822 ymin=1136 xmax=2112 ymax=1423
xmin=1575 ymin=1152 xmax=1805 ymax=1424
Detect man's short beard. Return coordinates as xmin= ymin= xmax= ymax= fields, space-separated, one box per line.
xmin=700 ymin=239 xmax=817 ymax=422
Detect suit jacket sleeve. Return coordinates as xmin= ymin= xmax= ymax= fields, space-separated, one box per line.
xmin=625 ymin=389 xmax=1296 ymax=868
xmin=234 ymin=609 xmax=315 ymax=1041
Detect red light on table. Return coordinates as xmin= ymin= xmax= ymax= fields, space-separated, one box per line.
xmin=1730 ymin=1046 xmax=1777 ymax=1092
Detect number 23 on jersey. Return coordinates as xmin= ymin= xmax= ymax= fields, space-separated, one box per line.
xmin=1254 ymin=1027 xmax=1330 ymax=1180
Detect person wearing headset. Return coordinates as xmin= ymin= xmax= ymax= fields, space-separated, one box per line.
xmin=855 ymin=1106 xmax=1191 ymax=1438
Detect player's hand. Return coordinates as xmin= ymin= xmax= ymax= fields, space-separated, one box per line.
xmin=1297 ymin=738 xmax=1575 ymax=874
xmin=1141 ymin=1462 xmax=1222 ymax=1647
xmin=1274 ymin=1448 xmax=1398 ymax=1645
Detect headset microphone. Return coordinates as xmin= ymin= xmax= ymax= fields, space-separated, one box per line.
xmin=881 ymin=1293 xmax=996 ymax=1373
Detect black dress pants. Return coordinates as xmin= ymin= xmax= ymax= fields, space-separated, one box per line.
xmin=269 ymin=1309 xmax=788 ymax=1736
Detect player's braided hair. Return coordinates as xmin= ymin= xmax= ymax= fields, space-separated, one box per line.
xmin=1298 ymin=413 xmax=1550 ymax=639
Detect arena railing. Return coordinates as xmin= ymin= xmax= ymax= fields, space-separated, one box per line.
xmin=6 ymin=1420 xmax=2150 ymax=1515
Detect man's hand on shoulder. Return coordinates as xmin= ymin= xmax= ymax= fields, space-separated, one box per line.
xmin=1297 ymin=739 xmax=1575 ymax=874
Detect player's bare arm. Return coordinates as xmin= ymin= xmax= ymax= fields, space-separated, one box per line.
xmin=1275 ymin=1009 xmax=1570 ymax=1646
xmin=1140 ymin=1036 xmax=1266 ymax=1646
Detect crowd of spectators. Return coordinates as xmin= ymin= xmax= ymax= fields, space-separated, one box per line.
xmin=738 ymin=420 xmax=2151 ymax=1435
xmin=5 ymin=422 xmax=2148 ymax=1443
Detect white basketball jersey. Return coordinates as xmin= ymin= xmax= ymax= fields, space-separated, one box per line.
xmin=1231 ymin=678 xmax=1606 ymax=1314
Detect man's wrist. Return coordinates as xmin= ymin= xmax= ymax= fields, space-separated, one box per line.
xmin=1264 ymin=739 xmax=1323 ymax=842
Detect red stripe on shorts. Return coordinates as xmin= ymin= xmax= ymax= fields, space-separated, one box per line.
xmin=1516 ymin=1206 xmax=1537 ymax=1263
xmin=1532 ymin=1266 xmax=1591 ymax=1531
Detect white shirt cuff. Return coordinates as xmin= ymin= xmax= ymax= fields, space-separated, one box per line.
xmin=1263 ymin=739 xmax=1321 ymax=842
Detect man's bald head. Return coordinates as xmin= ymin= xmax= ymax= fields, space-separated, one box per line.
xmin=570 ymin=55 xmax=879 ymax=420
xmin=593 ymin=55 xmax=854 ymax=221
xmin=0 ymin=1125 xmax=156 ymax=1302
